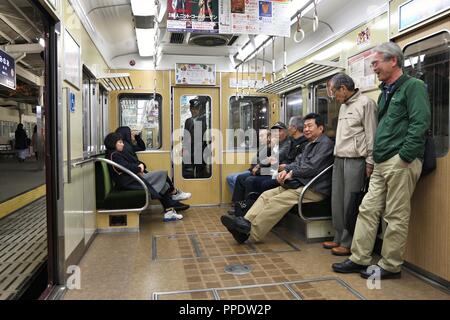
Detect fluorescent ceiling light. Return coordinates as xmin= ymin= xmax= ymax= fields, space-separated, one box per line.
xmin=136 ymin=28 xmax=156 ymax=56
xmin=130 ymin=0 xmax=157 ymax=16
xmin=38 ymin=38 xmax=45 ymax=48
xmin=307 ymin=41 xmax=353 ymax=63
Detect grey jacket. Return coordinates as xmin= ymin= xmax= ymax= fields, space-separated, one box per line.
xmin=284 ymin=134 xmax=334 ymax=196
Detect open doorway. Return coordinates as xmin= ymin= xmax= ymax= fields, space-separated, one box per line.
xmin=0 ymin=0 xmax=54 ymax=300
xmin=0 ymin=0 xmax=47 ymax=202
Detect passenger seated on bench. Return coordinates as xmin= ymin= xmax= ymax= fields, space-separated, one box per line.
xmin=221 ymin=113 xmax=334 ymax=243
xmin=229 ymin=122 xmax=289 ymax=214
xmin=226 ymin=127 xmax=271 ymax=193
xmin=236 ymin=116 xmax=309 ymax=207
xmin=226 ymin=127 xmax=271 ymax=214
xmin=104 ymin=133 xmax=189 ymax=221
xmin=115 ymin=126 xmax=191 ymax=202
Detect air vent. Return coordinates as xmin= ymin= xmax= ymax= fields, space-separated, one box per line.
xmin=134 ymin=16 xmax=155 ymax=29
xmin=170 ymin=33 xmax=185 ymax=44
xmin=189 ymin=34 xmax=232 ymax=46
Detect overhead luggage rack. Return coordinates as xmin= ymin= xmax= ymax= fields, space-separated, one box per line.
xmin=257 ymin=60 xmax=345 ymax=95
xmin=98 ymin=73 xmax=134 ymax=91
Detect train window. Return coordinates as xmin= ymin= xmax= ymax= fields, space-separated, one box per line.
xmin=312 ymin=79 xmax=341 ymax=140
xmin=181 ymin=95 xmax=212 ymax=179
xmin=284 ymin=90 xmax=303 ymax=123
xmin=119 ymin=94 xmax=162 ymax=150
xmin=228 ymin=96 xmax=269 ymax=150
xmin=404 ymin=31 xmax=450 ymax=157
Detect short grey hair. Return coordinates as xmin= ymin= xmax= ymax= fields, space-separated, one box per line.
xmin=373 ymin=42 xmax=404 ymax=68
xmin=289 ymin=116 xmax=304 ymax=132
xmin=330 ymin=73 xmax=355 ymax=91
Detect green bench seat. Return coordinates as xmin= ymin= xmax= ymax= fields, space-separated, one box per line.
xmin=95 ymin=160 xmax=147 ymax=211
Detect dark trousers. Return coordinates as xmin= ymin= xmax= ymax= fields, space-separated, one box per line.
xmin=232 ymin=174 xmax=279 ymax=202
xmin=244 ymin=175 xmax=280 ymax=197
xmin=231 ymin=171 xmax=252 ymax=202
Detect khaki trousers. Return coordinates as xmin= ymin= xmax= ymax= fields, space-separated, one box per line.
xmin=349 ymin=154 xmax=422 ymax=273
xmin=244 ymin=186 xmax=325 ymax=242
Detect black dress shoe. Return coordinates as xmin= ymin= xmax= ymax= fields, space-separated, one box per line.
xmin=332 ymin=259 xmax=368 ymax=274
xmin=221 ymin=215 xmax=251 ymax=234
xmin=220 ymin=215 xmax=250 ymax=244
xmin=173 ymin=202 xmax=190 ymax=211
xmin=229 ymin=229 xmax=249 ymax=244
xmin=360 ymin=265 xmax=401 ymax=280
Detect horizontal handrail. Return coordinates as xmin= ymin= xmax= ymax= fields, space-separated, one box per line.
xmin=298 ymin=164 xmax=333 ymax=222
xmin=72 ymin=158 xmax=96 ymax=167
xmin=94 ymin=157 xmax=150 ymax=214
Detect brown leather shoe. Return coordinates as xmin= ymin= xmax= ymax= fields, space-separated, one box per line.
xmin=322 ymin=241 xmax=339 ymax=249
xmin=331 ymin=246 xmax=351 ymax=256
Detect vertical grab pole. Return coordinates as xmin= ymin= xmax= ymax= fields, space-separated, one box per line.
xmin=262 ymin=47 xmax=266 ymax=84
xmin=254 ymin=51 xmax=258 ymax=89
xmin=272 ymin=37 xmax=276 ymax=83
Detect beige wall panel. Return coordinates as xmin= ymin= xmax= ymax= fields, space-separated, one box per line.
xmin=137 ymin=152 xmax=172 ymax=173
xmin=395 ymin=18 xmax=450 ymax=281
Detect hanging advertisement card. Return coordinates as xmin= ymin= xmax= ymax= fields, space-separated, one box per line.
xmin=167 ymin=0 xmax=220 ymax=33
xmin=220 ymin=0 xmax=290 ymax=37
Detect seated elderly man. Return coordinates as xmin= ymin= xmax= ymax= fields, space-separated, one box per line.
xmin=221 ymin=113 xmax=334 ymax=243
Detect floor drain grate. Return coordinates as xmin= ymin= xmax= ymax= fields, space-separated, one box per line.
xmin=224 ymin=264 xmax=252 ymax=275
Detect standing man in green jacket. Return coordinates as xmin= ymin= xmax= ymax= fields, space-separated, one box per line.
xmin=332 ymin=42 xmax=431 ymax=279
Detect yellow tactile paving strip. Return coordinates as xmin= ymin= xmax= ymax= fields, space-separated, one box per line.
xmin=63 ymin=207 xmax=450 ymax=300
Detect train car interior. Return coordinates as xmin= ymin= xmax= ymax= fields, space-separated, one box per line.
xmin=0 ymin=0 xmax=449 ymax=301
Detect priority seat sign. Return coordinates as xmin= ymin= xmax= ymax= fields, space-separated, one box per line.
xmin=0 ymin=49 xmax=16 ymax=90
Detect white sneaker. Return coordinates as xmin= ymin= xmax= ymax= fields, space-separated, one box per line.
xmin=171 ymin=189 xmax=192 ymax=201
xmin=163 ymin=209 xmax=183 ymax=222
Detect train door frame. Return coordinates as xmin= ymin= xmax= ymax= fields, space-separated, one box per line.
xmin=23 ymin=0 xmax=63 ymax=297
xmin=172 ymin=86 xmax=221 ymax=205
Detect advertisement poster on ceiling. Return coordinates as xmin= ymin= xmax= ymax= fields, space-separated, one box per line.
xmin=167 ymin=0 xmax=220 ymax=33
xmin=220 ymin=0 xmax=290 ymax=37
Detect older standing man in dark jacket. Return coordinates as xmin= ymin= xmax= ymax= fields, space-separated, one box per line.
xmin=332 ymin=42 xmax=431 ymax=280
xmin=221 ymin=113 xmax=334 ymax=243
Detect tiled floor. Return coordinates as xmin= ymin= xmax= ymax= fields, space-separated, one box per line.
xmin=63 ymin=207 xmax=450 ymax=300
xmin=0 ymin=198 xmax=47 ymax=300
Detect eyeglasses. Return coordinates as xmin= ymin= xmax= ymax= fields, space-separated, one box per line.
xmin=370 ymin=58 xmax=389 ymax=70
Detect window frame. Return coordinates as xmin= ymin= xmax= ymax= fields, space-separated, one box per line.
xmin=118 ymin=93 xmax=163 ymax=151
xmin=283 ymin=88 xmax=304 ymax=124
xmin=227 ymin=95 xmax=270 ymax=151
xmin=403 ymin=30 xmax=450 ymax=158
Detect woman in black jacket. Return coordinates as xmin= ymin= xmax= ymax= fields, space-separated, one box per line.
xmin=104 ymin=133 xmax=188 ymax=221
xmin=115 ymin=126 xmax=191 ymax=201
xmin=15 ymin=123 xmax=29 ymax=162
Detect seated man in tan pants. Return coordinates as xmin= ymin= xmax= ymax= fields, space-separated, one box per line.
xmin=221 ymin=113 xmax=334 ymax=243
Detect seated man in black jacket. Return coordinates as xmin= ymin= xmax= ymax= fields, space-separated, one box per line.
xmin=105 ymin=132 xmax=189 ymax=221
xmin=221 ymin=113 xmax=334 ymax=243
